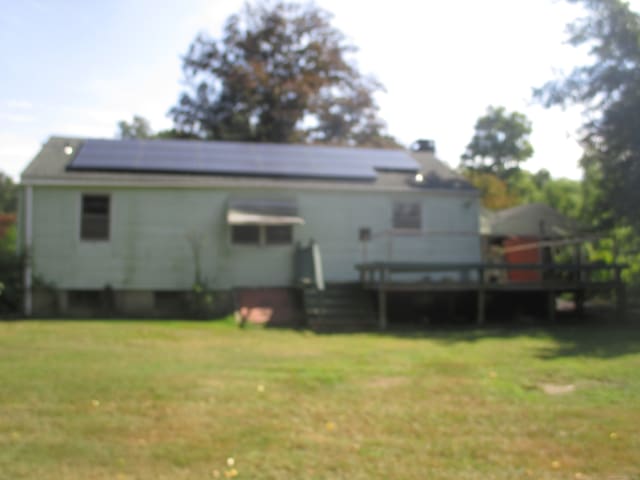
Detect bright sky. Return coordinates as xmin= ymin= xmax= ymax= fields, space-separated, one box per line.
xmin=1 ymin=0 xmax=637 ymax=181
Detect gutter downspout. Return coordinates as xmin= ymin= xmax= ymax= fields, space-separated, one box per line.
xmin=24 ymin=185 xmax=33 ymax=316
xmin=311 ymin=241 xmax=325 ymax=291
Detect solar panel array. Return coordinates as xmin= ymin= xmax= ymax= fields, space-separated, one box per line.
xmin=67 ymin=139 xmax=418 ymax=181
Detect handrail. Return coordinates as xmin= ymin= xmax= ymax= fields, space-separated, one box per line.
xmin=355 ymin=262 xmax=627 ymax=272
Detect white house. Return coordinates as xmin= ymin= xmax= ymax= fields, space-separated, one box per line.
xmin=19 ymin=137 xmax=481 ymax=320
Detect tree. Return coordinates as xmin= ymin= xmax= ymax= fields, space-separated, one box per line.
xmin=116 ymin=116 xmax=199 ymax=140
xmin=461 ymin=106 xmax=534 ymax=177
xmin=0 ymin=173 xmax=17 ymax=214
xmin=465 ymin=166 xmax=584 ymax=218
xmin=462 ymin=170 xmax=520 ymax=210
xmin=117 ymin=115 xmax=153 ymax=139
xmin=506 ymin=169 xmax=583 ymax=219
xmin=535 ymin=0 xmax=640 ymax=230
xmin=169 ymin=1 xmax=395 ymax=146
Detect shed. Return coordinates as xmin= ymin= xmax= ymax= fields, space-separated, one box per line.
xmin=482 ymin=203 xmax=583 ymax=283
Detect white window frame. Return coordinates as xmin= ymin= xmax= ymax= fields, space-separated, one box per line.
xmin=230 ymin=224 xmax=294 ymax=247
xmin=392 ymin=201 xmax=422 ymax=231
xmin=79 ymin=193 xmax=111 ymax=242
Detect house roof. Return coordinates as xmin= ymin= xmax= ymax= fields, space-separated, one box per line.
xmin=484 ymin=203 xmax=581 ymax=238
xmin=21 ymin=137 xmax=476 ymax=195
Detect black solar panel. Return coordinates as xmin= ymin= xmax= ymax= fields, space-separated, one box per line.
xmin=67 ymin=139 xmax=418 ymax=180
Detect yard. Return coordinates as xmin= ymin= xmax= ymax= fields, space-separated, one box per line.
xmin=0 ymin=320 xmax=639 ymax=479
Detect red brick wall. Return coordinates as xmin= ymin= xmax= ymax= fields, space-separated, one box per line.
xmin=234 ymin=288 xmax=303 ymax=327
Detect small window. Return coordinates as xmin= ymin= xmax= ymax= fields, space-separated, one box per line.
xmin=81 ymin=194 xmax=110 ymax=240
xmin=359 ymin=227 xmax=371 ymax=242
xmin=154 ymin=291 xmax=186 ymax=315
xmin=393 ymin=202 xmax=421 ymax=230
xmin=231 ymin=225 xmax=260 ymax=245
xmin=265 ymin=225 xmax=292 ymax=245
xmin=68 ymin=290 xmax=102 ymax=310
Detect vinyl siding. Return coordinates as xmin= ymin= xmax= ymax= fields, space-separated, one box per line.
xmin=29 ymin=186 xmax=481 ymax=290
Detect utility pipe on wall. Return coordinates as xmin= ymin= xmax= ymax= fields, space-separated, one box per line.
xmin=23 ymin=185 xmax=33 ymax=316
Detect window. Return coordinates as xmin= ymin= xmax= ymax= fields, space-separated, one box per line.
xmin=231 ymin=225 xmax=294 ymax=246
xmin=231 ymin=225 xmax=260 ymax=245
xmin=265 ymin=225 xmax=292 ymax=245
xmin=154 ymin=291 xmax=186 ymax=315
xmin=81 ymin=194 xmax=110 ymax=240
xmin=359 ymin=227 xmax=371 ymax=242
xmin=393 ymin=202 xmax=421 ymax=230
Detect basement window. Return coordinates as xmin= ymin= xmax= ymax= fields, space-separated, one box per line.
xmin=393 ymin=202 xmax=421 ymax=230
xmin=81 ymin=194 xmax=110 ymax=241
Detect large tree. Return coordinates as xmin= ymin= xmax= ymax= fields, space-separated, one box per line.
xmin=0 ymin=173 xmax=17 ymax=214
xmin=169 ymin=1 xmax=396 ymax=146
xmin=116 ymin=115 xmax=198 ymax=140
xmin=117 ymin=115 xmax=153 ymax=139
xmin=461 ymin=106 xmax=534 ymax=177
xmin=536 ymin=0 xmax=640 ymax=230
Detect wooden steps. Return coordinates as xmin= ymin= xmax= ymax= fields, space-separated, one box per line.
xmin=302 ymin=284 xmax=376 ymax=331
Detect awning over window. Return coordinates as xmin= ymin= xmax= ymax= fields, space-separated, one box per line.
xmin=227 ymin=198 xmax=305 ymax=225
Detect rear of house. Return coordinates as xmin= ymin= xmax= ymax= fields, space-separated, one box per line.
xmin=19 ymin=137 xmax=481 ymax=319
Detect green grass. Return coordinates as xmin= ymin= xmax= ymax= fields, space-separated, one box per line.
xmin=1 ymin=320 xmax=639 ymax=479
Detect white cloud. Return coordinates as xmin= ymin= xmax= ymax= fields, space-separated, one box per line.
xmin=0 ymin=112 xmax=35 ymax=123
xmin=6 ymin=100 xmax=33 ymax=110
xmin=0 ymin=134 xmax=41 ymax=179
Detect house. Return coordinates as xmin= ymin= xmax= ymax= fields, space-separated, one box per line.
xmin=19 ymin=136 xmax=481 ymax=321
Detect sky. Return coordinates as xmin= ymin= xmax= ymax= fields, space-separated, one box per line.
xmin=1 ymin=0 xmax=637 ymax=181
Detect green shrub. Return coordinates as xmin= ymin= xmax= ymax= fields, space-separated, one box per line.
xmin=0 ymin=250 xmax=23 ymax=315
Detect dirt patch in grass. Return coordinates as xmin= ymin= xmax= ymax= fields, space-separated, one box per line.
xmin=366 ymin=376 xmax=409 ymax=389
xmin=539 ymin=383 xmax=576 ymax=395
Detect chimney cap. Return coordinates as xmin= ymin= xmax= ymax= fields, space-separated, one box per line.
xmin=411 ymin=139 xmax=436 ymax=153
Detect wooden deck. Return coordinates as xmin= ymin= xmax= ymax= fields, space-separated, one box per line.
xmin=355 ymin=262 xmax=628 ymax=329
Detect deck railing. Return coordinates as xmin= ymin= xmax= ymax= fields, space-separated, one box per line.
xmin=356 ymin=262 xmax=627 ymax=288
xmin=354 ymin=261 xmax=628 ymax=329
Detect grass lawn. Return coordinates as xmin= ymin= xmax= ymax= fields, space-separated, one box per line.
xmin=0 ymin=320 xmax=639 ymax=479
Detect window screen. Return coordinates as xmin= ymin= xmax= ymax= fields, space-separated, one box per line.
xmin=265 ymin=225 xmax=292 ymax=245
xmin=231 ymin=225 xmax=260 ymax=245
xmin=81 ymin=194 xmax=110 ymax=240
xmin=392 ymin=202 xmax=421 ymax=230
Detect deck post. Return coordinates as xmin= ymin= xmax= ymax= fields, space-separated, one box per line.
xmin=615 ymin=267 xmax=626 ymax=322
xmin=378 ymin=267 xmax=389 ymax=330
xmin=574 ymin=244 xmax=582 ymax=282
xmin=575 ymin=289 xmax=585 ymax=317
xmin=476 ymin=290 xmax=485 ymax=325
xmin=547 ymin=290 xmax=556 ymax=322
xmin=476 ymin=266 xmax=485 ymax=325
xmin=378 ymin=289 xmax=387 ymax=330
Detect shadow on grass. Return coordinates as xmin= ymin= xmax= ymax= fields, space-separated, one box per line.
xmin=4 ymin=313 xmax=639 ymax=360
xmin=310 ymin=306 xmax=640 ymax=360
xmin=368 ymin=319 xmax=640 ymax=360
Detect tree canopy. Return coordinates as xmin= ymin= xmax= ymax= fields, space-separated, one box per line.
xmin=169 ymin=1 xmax=397 ymax=147
xmin=535 ymin=0 xmax=640 ymax=230
xmin=117 ymin=115 xmax=153 ymax=139
xmin=463 ymin=167 xmax=583 ymax=219
xmin=0 ymin=173 xmax=17 ymax=214
xmin=461 ymin=106 xmax=534 ymax=177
